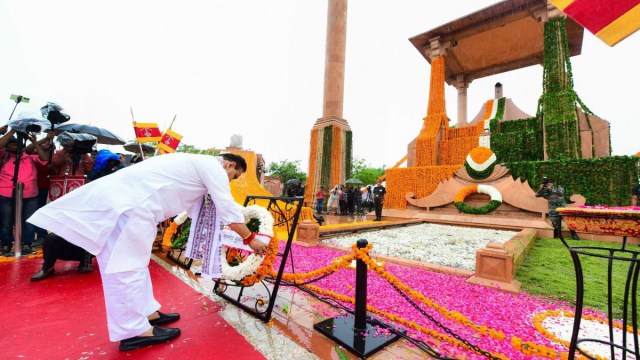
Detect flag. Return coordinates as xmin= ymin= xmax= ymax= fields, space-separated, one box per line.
xmin=133 ymin=122 xmax=162 ymax=142
xmin=156 ymin=128 xmax=183 ymax=153
xmin=550 ymin=0 xmax=640 ymax=46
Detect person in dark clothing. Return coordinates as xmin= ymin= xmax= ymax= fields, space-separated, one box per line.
xmin=346 ymin=185 xmax=355 ymax=215
xmin=363 ymin=186 xmax=374 ymax=213
xmin=373 ymin=180 xmax=386 ymax=221
xmin=354 ymin=186 xmax=363 ymax=215
xmin=31 ymin=233 xmax=94 ymax=281
xmin=632 ymin=182 xmax=640 ymax=206
xmin=535 ymin=177 xmax=579 ymax=240
xmin=338 ymin=185 xmax=347 ymax=215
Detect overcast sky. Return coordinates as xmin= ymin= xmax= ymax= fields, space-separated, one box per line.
xmin=1 ymin=0 xmax=638 ymax=170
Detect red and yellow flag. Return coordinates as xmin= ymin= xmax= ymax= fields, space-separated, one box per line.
xmin=550 ymin=0 xmax=640 ymax=46
xmin=133 ymin=122 xmax=162 ymax=142
xmin=156 ymin=128 xmax=183 ymax=153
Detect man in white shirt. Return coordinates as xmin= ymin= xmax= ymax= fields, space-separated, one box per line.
xmin=28 ymin=153 xmax=267 ymax=351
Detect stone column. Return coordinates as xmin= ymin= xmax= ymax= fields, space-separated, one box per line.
xmin=455 ymin=74 xmax=468 ymax=126
xmin=321 ymin=0 xmax=348 ymax=121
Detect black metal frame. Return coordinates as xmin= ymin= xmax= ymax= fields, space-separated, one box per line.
xmin=213 ymin=195 xmax=304 ymax=322
xmin=559 ymin=213 xmax=640 ymax=360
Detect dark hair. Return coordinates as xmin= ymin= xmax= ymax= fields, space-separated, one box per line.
xmin=222 ymin=153 xmax=247 ymax=172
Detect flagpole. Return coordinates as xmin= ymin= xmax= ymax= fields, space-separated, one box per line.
xmin=130 ymin=107 xmax=146 ymax=161
xmin=154 ymin=114 xmax=177 ymax=157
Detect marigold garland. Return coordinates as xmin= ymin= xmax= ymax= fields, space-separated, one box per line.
xmin=304 ymin=129 xmax=319 ymax=205
xmin=331 ymin=125 xmax=342 ymax=187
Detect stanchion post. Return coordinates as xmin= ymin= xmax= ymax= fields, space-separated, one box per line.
xmin=354 ymin=239 xmax=368 ymax=332
xmin=314 ymin=238 xmax=401 ymax=357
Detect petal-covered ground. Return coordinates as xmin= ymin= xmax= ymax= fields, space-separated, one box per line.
xmin=276 ymin=240 xmax=615 ymax=359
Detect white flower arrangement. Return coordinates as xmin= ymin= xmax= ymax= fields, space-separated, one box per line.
xmin=221 ymin=205 xmax=274 ymax=282
xmin=174 ymin=211 xmax=189 ymax=225
xmin=477 ymin=184 xmax=503 ymax=202
xmin=465 ymin=152 xmax=497 ymax=172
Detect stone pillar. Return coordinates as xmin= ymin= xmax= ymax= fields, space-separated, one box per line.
xmin=321 ymin=0 xmax=348 ymax=120
xmin=306 ymin=0 xmax=351 ymax=204
xmin=455 ymin=74 xmax=468 ymax=126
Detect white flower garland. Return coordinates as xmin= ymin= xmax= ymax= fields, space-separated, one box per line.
xmin=477 ymin=184 xmax=503 ymax=202
xmin=465 ymin=153 xmax=497 ymax=172
xmin=174 ymin=211 xmax=189 ymax=225
xmin=221 ymin=205 xmax=274 ymax=282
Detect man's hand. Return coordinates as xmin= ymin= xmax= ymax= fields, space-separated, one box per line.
xmin=0 ymin=125 xmax=7 ymax=135
xmin=248 ymin=238 xmax=268 ymax=256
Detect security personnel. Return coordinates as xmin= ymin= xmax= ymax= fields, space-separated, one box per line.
xmin=372 ymin=179 xmax=386 ymax=221
xmin=536 ymin=177 xmax=579 ymax=240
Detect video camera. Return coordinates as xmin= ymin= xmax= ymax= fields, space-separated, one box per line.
xmin=542 ymin=177 xmax=550 ymax=186
xmin=40 ymin=103 xmax=70 ymax=125
xmin=57 ymin=131 xmax=97 ymax=154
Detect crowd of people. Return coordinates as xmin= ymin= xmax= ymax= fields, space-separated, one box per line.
xmin=315 ymin=179 xmax=386 ymax=221
xmin=0 ymin=123 xmax=132 ymax=280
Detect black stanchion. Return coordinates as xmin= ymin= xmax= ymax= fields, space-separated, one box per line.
xmin=314 ymin=239 xmax=402 ymax=358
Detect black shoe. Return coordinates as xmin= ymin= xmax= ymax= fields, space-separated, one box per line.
xmin=78 ymin=263 xmax=93 ymax=273
xmin=119 ymin=326 xmax=181 ymax=351
xmin=22 ymin=247 xmax=35 ymax=255
xmin=31 ymin=267 xmax=55 ymax=281
xmin=149 ymin=311 xmax=180 ymax=326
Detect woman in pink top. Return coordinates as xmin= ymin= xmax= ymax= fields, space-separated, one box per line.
xmin=0 ymin=128 xmax=49 ymax=255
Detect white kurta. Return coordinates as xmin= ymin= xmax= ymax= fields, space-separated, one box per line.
xmin=28 ymin=153 xmax=244 ymax=274
xmin=28 ymin=153 xmax=245 ymax=341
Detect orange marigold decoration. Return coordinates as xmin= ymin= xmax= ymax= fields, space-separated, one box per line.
xmin=331 ymin=126 xmax=342 ymax=186
xmin=304 ymin=129 xmax=319 ymax=204
xmin=416 ymin=55 xmax=447 ymax=167
xmin=384 ymin=166 xmax=458 ymax=209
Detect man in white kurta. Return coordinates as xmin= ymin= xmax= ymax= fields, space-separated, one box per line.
xmin=28 ymin=153 xmax=267 ymax=350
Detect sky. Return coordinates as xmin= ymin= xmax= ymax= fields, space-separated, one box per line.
xmin=1 ymin=0 xmax=638 ymax=171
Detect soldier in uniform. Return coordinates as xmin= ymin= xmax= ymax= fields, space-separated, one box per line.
xmin=536 ymin=177 xmax=579 ymax=240
xmin=372 ymin=179 xmax=386 ymax=221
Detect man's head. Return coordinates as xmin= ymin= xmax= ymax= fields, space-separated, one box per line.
xmin=5 ymin=136 xmax=19 ymax=154
xmin=376 ymin=179 xmax=382 ymax=186
xmin=221 ymin=153 xmax=247 ymax=182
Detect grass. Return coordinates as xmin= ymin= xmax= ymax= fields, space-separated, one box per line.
xmin=516 ymin=238 xmax=638 ymax=318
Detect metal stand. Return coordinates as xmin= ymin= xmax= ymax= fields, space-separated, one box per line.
xmin=214 ymin=196 xmax=304 ymax=322
xmin=559 ymin=214 xmax=640 ymax=360
xmin=314 ymin=239 xmax=402 ymax=358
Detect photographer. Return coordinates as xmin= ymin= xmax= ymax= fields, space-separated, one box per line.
xmin=0 ymin=128 xmax=50 ymax=254
xmin=87 ymin=149 xmax=125 ymax=181
xmin=51 ymin=142 xmax=94 ymax=176
xmin=536 ymin=177 xmax=579 ymax=240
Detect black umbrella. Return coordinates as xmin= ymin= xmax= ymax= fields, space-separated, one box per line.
xmin=345 ymin=178 xmax=363 ymax=184
xmin=285 ymin=179 xmax=301 ymax=185
xmin=123 ymin=141 xmax=155 ymax=154
xmin=50 ymin=123 xmax=125 ymax=145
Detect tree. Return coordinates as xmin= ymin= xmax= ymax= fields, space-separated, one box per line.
xmin=350 ymin=157 xmax=385 ymax=186
xmin=176 ymin=143 xmax=219 ymax=156
xmin=266 ymin=160 xmax=307 ymax=185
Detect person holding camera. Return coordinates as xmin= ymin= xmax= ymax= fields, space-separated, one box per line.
xmin=536 ymin=177 xmax=579 ymax=240
xmin=0 ymin=128 xmax=51 ymax=254
xmin=51 ymin=143 xmax=94 ymax=176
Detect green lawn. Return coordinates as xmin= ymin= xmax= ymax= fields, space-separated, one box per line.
xmin=516 ymin=238 xmax=638 ymax=318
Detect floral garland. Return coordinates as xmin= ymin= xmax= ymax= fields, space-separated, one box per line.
xmin=454 ymin=184 xmax=502 ymax=214
xmin=464 ymin=146 xmax=498 ymax=180
xmin=289 ymin=243 xmax=570 ymax=359
xmin=557 ymin=206 xmax=640 ymax=237
xmin=162 ymin=211 xmax=190 ymax=247
xmin=221 ymin=205 xmax=276 ymax=284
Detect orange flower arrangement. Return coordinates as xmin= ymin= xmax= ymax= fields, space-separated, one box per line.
xmin=416 ymin=55 xmax=447 ymax=167
xmin=468 ymin=146 xmax=494 ymax=164
xmin=383 ymin=166 xmax=458 ymax=209
xmin=304 ymin=129 xmax=319 ymax=204
xmin=162 ymin=221 xmax=179 ymax=247
xmin=454 ymin=185 xmax=478 ymax=203
xmin=331 ymin=126 xmax=342 ymax=186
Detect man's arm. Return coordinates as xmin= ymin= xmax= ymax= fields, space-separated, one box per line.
xmin=227 ymin=222 xmax=267 ymax=255
xmin=0 ymin=128 xmax=16 ymax=148
xmin=29 ymin=134 xmax=49 ymax=161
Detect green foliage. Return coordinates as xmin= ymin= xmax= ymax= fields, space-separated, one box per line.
xmin=321 ymin=126 xmax=333 ymax=189
xmin=464 ymin=162 xmax=496 ymax=180
xmin=454 ymin=200 xmax=502 ymax=215
xmin=177 ymin=143 xmax=220 ymax=156
xmin=266 ymin=160 xmax=307 ymax=184
xmin=490 ymin=117 xmax=544 ymax=162
xmin=350 ymin=157 xmax=385 ymax=186
xmin=539 ymin=17 xmax=586 ymax=160
xmin=506 ymin=156 xmax=639 ymax=206
xmin=517 ymin=238 xmax=636 ymax=318
xmin=171 ymin=219 xmax=192 ymax=249
xmin=345 ymin=131 xmax=352 ymax=180
xmin=246 ymin=218 xmax=260 ymax=233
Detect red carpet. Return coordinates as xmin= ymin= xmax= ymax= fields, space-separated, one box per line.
xmin=0 ymin=257 xmax=265 ymax=359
